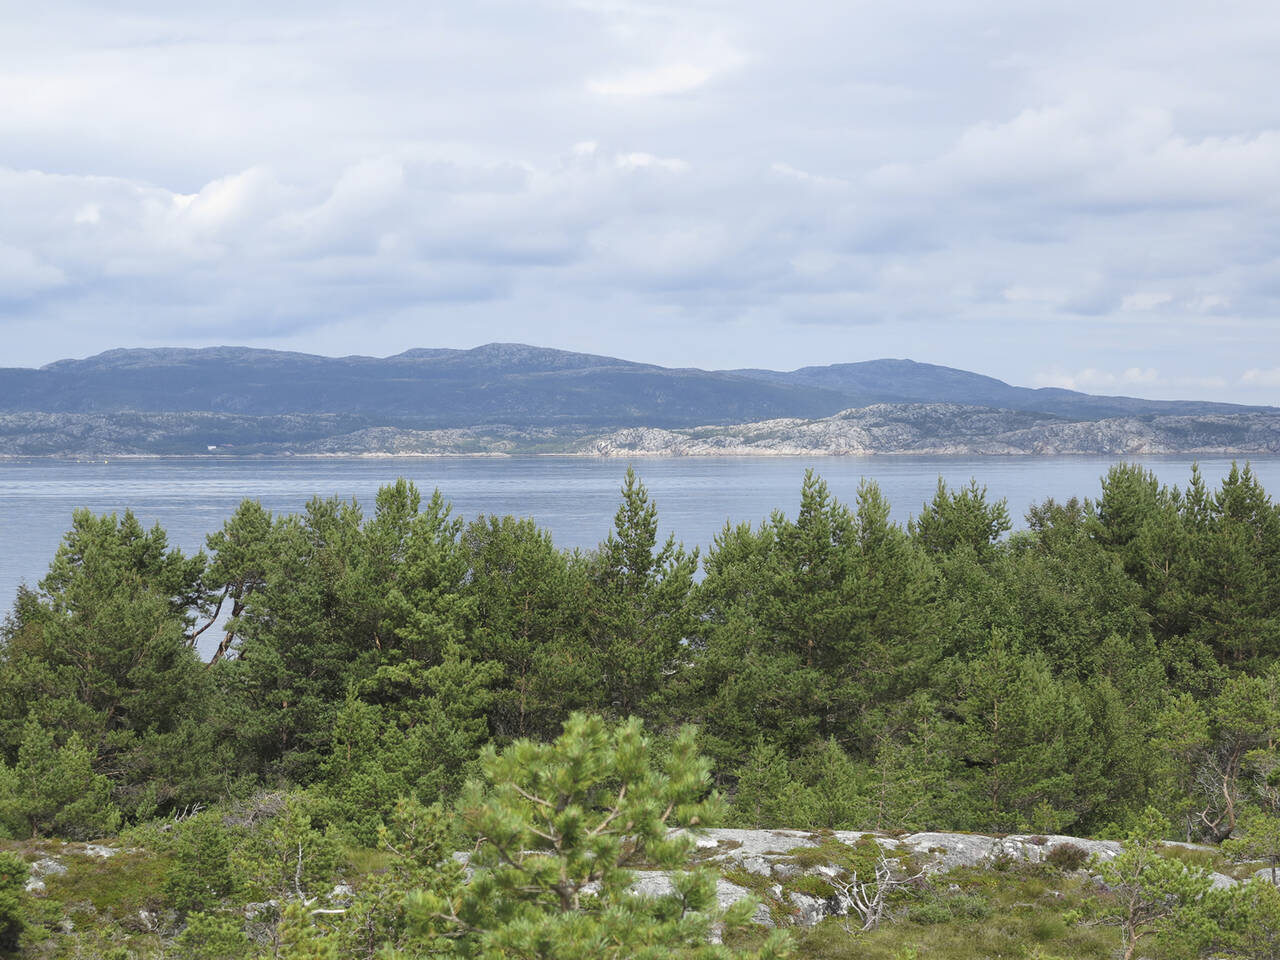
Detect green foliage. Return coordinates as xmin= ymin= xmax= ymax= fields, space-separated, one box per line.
xmin=203 ymin=498 xmax=275 ymax=665
xmin=786 ymin=835 xmax=885 ymax=877
xmin=0 ymin=717 xmax=119 ymax=839
xmin=8 ymin=463 xmax=1280 ymax=957
xmin=696 ymin=472 xmax=937 ymax=772
xmin=1088 ymin=808 xmax=1214 ymax=960
xmin=1207 ymin=878 xmax=1280 ymax=959
xmin=853 ymin=709 xmax=957 ymax=832
xmin=0 ymin=507 xmax=217 ymax=821
xmin=0 ymin=851 xmax=25 ymax=956
xmin=328 ymin=796 xmax=464 ymax=959
xmin=315 ymin=691 xmax=487 ymax=846
xmin=172 ymin=911 xmax=251 ymax=960
xmin=277 ymin=900 xmax=339 ymax=960
xmin=408 ymin=712 xmax=791 ymax=959
xmin=908 ymin=892 xmax=990 ymax=925
xmin=463 ymin=513 xmax=594 ymax=741
xmin=230 ymin=791 xmax=344 ymax=905
xmin=786 ymin=874 xmax=836 ymax=899
xmin=164 ymin=813 xmax=235 ymax=913
xmin=1222 ymin=808 xmax=1280 ymax=883
xmin=946 ymin=633 xmax=1100 ymax=833
xmin=1044 ymin=843 xmax=1088 ymax=872
xmin=587 ymin=468 xmax=699 ymax=719
xmin=1161 ymin=669 xmax=1280 ymax=841
xmin=910 ymin=477 xmax=1011 ymax=562
xmin=790 ymin=738 xmax=867 ymax=830
xmin=728 ymin=738 xmax=812 ymax=829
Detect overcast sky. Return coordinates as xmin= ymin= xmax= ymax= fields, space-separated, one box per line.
xmin=2 ymin=1 xmax=1278 ymax=402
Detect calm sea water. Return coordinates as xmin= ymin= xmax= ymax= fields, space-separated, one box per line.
xmin=3 ymin=455 xmax=1278 ymax=626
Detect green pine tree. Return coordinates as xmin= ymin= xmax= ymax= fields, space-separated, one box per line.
xmin=587 ymin=469 xmax=698 ymax=719
xmin=407 ymin=713 xmax=791 ymax=960
xmin=0 ymin=716 xmax=118 ymax=839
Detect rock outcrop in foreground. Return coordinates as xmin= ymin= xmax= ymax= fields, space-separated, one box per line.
xmin=21 ymin=829 xmax=1268 ymax=937
xmin=630 ymin=828 xmax=1250 ymax=928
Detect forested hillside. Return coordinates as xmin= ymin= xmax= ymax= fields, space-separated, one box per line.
xmin=2 ymin=463 xmax=1280 ymax=957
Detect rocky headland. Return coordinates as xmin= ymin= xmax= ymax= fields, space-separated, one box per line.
xmin=3 ymin=404 xmax=1279 ymax=458
xmin=2 ymin=344 xmax=1276 ymax=457
xmin=584 ymin=404 xmax=1280 ymax=458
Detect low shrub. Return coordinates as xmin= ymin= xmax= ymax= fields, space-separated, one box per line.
xmin=1045 ymin=844 xmax=1088 ymax=872
xmin=788 ymin=874 xmax=836 ymax=899
xmin=907 ymin=891 xmax=990 ymax=925
xmin=948 ymin=893 xmax=991 ymax=920
xmin=908 ymin=899 xmax=953 ymax=925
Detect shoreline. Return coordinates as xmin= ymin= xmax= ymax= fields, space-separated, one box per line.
xmin=3 ymin=446 xmax=1280 ymax=462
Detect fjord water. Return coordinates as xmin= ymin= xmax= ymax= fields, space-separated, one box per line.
xmin=3 ymin=455 xmax=1279 ymax=620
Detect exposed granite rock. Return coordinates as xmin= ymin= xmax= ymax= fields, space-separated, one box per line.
xmin=82 ymin=843 xmax=122 ymax=859
xmin=679 ymin=828 xmax=1123 ymax=874
xmin=24 ymin=856 xmax=66 ymax=894
xmin=628 ymin=873 xmax=773 ymax=926
xmin=786 ymin=891 xmax=831 ymax=926
xmin=4 ymin=403 xmax=1279 ymax=457
xmin=882 ymin=832 xmax=1122 ymax=873
xmin=640 ymin=829 xmax=1221 ymax=928
xmin=585 ymin=404 xmax=1280 ymax=457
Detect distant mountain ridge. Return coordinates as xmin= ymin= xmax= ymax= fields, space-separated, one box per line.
xmin=5 ymin=343 xmax=844 ymax=428
xmin=2 ymin=344 xmax=1276 ymax=457
xmin=732 ymin=358 xmax=1262 ymax=419
xmin=2 ymin=344 xmax=1268 ymax=429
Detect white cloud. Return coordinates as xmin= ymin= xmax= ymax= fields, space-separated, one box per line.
xmin=1121 ymin=292 xmax=1173 ymax=311
xmin=0 ymin=243 xmax=66 ymax=298
xmin=770 ymin=163 xmax=847 ymax=188
xmin=1034 ymin=368 xmax=1121 ymax=391
xmin=175 ymin=168 xmax=280 ymax=234
xmin=588 ymin=63 xmax=718 ymax=97
xmin=1034 ymin=367 xmax=1233 ymax=395
xmin=585 ymin=24 xmax=745 ymax=97
xmin=1035 ymin=367 xmax=1157 ymax=389
xmin=613 ymin=152 xmax=688 ymax=172
xmin=1242 ymin=368 xmax=1280 ymax=387
xmin=1191 ymin=294 xmax=1230 ymax=311
xmin=1003 ymin=286 xmax=1066 ymax=305
xmin=0 ymin=1 xmax=1278 ymax=400
xmin=873 ymin=98 xmax=1280 ymax=211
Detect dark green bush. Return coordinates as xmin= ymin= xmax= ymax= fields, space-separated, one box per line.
xmin=908 ymin=899 xmax=953 ymax=925
xmin=173 ymin=911 xmax=251 ymax=960
xmin=948 ymin=893 xmax=991 ymax=920
xmin=1046 ymin=843 xmax=1089 ymax=872
xmin=164 ymin=814 xmax=235 ymax=913
xmin=0 ymin=851 xmax=25 ymax=956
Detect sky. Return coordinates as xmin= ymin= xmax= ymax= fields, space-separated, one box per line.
xmin=1 ymin=1 xmax=1279 ymax=404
